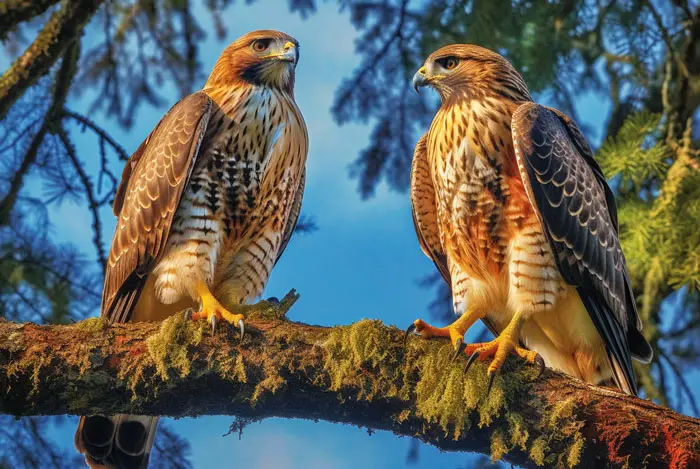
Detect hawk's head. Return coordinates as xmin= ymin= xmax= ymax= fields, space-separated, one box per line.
xmin=412 ymin=44 xmax=531 ymax=104
xmin=207 ymin=30 xmax=299 ymax=92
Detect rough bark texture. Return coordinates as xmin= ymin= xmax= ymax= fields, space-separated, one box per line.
xmin=0 ymin=292 xmax=698 ymax=468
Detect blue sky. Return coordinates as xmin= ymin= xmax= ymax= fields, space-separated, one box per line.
xmin=4 ymin=1 xmax=697 ymax=468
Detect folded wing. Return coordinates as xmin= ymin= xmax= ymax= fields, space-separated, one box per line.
xmin=511 ymin=103 xmax=652 ymax=395
xmin=102 ymin=92 xmax=212 ymax=324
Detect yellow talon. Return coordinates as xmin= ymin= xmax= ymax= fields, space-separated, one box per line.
xmin=406 ymin=307 xmax=482 ymax=351
xmin=406 ymin=310 xmax=482 ymax=353
xmin=190 ymin=282 xmax=245 ymax=339
xmin=409 ymin=319 xmax=466 ymax=349
xmin=462 ymin=311 xmax=545 ymax=392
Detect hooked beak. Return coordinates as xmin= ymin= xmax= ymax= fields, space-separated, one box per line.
xmin=413 ymin=66 xmax=429 ymax=93
xmin=273 ymin=41 xmax=298 ymax=64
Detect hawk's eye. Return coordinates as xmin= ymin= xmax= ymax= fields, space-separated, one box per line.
xmin=437 ymin=57 xmax=460 ymax=70
xmin=252 ymin=39 xmax=271 ymax=52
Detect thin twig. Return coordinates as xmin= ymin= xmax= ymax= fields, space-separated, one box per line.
xmin=62 ymin=109 xmax=129 ymax=161
xmin=56 ymin=126 xmax=107 ymax=270
xmin=0 ymin=42 xmax=80 ymax=226
xmin=334 ymin=0 xmax=411 ymax=108
xmin=659 ymin=349 xmax=700 ymax=416
xmin=662 ymin=317 xmax=700 ymax=339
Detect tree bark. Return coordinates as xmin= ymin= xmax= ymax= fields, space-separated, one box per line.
xmin=0 ymin=292 xmax=698 ymax=469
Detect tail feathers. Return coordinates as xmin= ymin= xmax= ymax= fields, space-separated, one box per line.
xmin=76 ymin=415 xmax=159 ymax=469
xmin=102 ymin=272 xmax=147 ymax=324
xmin=607 ymin=353 xmax=635 ymax=395
xmin=628 ymin=327 xmax=653 ymax=364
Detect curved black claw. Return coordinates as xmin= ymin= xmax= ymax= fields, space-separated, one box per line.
xmin=237 ymin=319 xmax=245 ymax=341
xmin=487 ymin=371 xmax=496 ymax=395
xmin=534 ymin=354 xmax=545 ymax=379
xmin=210 ymin=314 xmax=217 ymax=335
xmin=452 ymin=338 xmax=466 ymax=361
xmin=463 ymin=351 xmax=480 ymax=374
xmin=404 ymin=323 xmax=416 ymax=345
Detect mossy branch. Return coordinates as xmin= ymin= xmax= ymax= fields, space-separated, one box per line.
xmin=0 ymin=0 xmax=103 ymax=120
xmin=0 ymin=0 xmax=63 ymax=39
xmin=0 ymin=292 xmax=698 ymax=469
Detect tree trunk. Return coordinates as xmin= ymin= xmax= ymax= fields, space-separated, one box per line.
xmin=0 ymin=292 xmax=697 ymax=468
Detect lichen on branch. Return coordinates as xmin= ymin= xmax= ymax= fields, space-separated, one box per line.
xmin=0 ymin=291 xmax=698 ymax=468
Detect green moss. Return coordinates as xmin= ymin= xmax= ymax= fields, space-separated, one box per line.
xmin=225 ymin=290 xmax=300 ymax=321
xmin=547 ymin=398 xmax=576 ymax=428
xmin=251 ymin=372 xmax=285 ymax=403
xmin=5 ymin=330 xmax=24 ymax=354
xmin=28 ymin=354 xmax=50 ymax=397
xmin=114 ymin=314 xmax=208 ymax=398
xmin=74 ymin=317 xmax=108 ymax=335
xmin=322 ymin=319 xmax=400 ymax=400
xmin=487 ymin=406 xmax=531 ymax=462
xmin=528 ymin=396 xmax=586 ymax=468
xmin=507 ymin=413 xmax=529 ymax=451
xmin=218 ymin=354 xmax=247 ymax=383
xmin=567 ymin=433 xmax=585 ymax=468
xmin=413 ymin=342 xmax=473 ymax=438
xmin=322 ymin=320 xmax=533 ymax=441
xmin=529 ymin=437 xmax=548 ymax=466
xmin=490 ymin=429 xmax=509 ymax=462
xmin=146 ymin=314 xmax=205 ymax=380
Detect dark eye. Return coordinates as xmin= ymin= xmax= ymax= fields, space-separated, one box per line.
xmin=252 ymin=39 xmax=271 ymax=52
xmin=437 ymin=57 xmax=459 ymax=70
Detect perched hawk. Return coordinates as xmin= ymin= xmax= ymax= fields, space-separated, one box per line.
xmin=75 ymin=30 xmax=308 ymax=468
xmin=407 ymin=44 xmax=652 ymax=395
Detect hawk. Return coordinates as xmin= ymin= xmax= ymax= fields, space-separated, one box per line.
xmin=74 ymin=30 xmax=308 ymax=468
xmin=406 ymin=44 xmax=652 ymax=395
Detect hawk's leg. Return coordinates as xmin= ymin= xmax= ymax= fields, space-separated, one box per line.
xmin=462 ymin=311 xmax=544 ymax=391
xmin=406 ymin=307 xmax=482 ymax=352
xmin=189 ymin=281 xmax=245 ymax=339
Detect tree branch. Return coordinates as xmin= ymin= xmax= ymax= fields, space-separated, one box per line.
xmin=62 ymin=109 xmax=129 ymax=161
xmin=56 ymin=124 xmax=107 ymax=269
xmin=0 ymin=293 xmax=698 ymax=468
xmin=0 ymin=40 xmax=80 ymax=226
xmin=0 ymin=0 xmax=62 ymax=39
xmin=0 ymin=0 xmax=103 ymax=120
